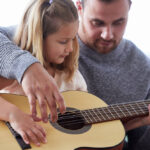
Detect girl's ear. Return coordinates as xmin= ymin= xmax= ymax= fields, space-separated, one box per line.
xmin=76 ymin=0 xmax=82 ymax=11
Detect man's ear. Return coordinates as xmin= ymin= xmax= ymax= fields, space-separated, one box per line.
xmin=76 ymin=0 xmax=83 ymax=16
xmin=76 ymin=0 xmax=83 ymax=11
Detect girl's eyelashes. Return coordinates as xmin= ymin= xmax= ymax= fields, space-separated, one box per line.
xmin=58 ymin=37 xmax=76 ymax=44
xmin=58 ymin=40 xmax=68 ymax=44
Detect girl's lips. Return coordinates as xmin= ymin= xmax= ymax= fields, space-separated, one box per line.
xmin=60 ymin=54 xmax=69 ymax=58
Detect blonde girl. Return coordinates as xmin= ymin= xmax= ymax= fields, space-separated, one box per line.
xmin=0 ymin=0 xmax=87 ymax=146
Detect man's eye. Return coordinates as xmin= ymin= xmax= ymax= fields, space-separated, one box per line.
xmin=91 ymin=21 xmax=104 ymax=27
xmin=113 ymin=20 xmax=124 ymax=26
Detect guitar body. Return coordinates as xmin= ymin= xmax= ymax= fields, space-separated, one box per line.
xmin=0 ymin=91 xmax=125 ymax=150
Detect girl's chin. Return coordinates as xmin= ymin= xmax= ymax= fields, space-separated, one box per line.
xmin=55 ymin=58 xmax=65 ymax=64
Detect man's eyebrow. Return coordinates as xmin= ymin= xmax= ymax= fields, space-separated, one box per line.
xmin=113 ymin=17 xmax=126 ymax=22
xmin=91 ymin=18 xmax=105 ymax=23
xmin=90 ymin=17 xmax=126 ymax=24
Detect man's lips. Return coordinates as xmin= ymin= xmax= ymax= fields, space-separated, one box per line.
xmin=100 ymin=41 xmax=113 ymax=46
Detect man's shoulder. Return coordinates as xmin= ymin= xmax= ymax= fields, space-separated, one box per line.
xmin=124 ymin=39 xmax=150 ymax=67
xmin=0 ymin=25 xmax=17 ymax=40
xmin=124 ymin=39 xmax=149 ymax=57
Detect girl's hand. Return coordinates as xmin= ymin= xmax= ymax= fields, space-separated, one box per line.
xmin=9 ymin=108 xmax=47 ymax=146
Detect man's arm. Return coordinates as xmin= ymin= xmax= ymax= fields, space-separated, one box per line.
xmin=0 ymin=27 xmax=39 ymax=82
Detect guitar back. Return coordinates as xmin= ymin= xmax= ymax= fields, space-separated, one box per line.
xmin=0 ymin=91 xmax=125 ymax=150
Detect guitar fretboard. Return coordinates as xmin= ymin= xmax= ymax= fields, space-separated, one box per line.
xmin=80 ymin=100 xmax=150 ymax=124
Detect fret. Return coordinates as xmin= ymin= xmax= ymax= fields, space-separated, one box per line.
xmin=91 ymin=109 xmax=101 ymax=122
xmin=85 ymin=110 xmax=94 ymax=123
xmin=110 ymin=106 xmax=122 ymax=119
xmin=116 ymin=105 xmax=127 ymax=118
xmin=142 ymin=101 xmax=148 ymax=109
xmin=94 ymin=108 xmax=104 ymax=122
xmin=139 ymin=101 xmax=149 ymax=114
xmin=80 ymin=100 xmax=150 ymax=125
xmin=88 ymin=109 xmax=97 ymax=123
xmin=129 ymin=103 xmax=139 ymax=115
xmin=96 ymin=108 xmax=106 ymax=121
xmin=108 ymin=106 xmax=118 ymax=119
xmin=121 ymin=104 xmax=132 ymax=117
xmin=134 ymin=102 xmax=146 ymax=114
xmin=101 ymin=107 xmax=111 ymax=120
xmin=81 ymin=110 xmax=92 ymax=124
xmin=104 ymin=107 xmax=116 ymax=120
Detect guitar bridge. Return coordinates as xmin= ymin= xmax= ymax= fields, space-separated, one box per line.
xmin=5 ymin=122 xmax=31 ymax=150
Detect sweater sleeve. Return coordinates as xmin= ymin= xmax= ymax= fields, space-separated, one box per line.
xmin=0 ymin=27 xmax=39 ymax=83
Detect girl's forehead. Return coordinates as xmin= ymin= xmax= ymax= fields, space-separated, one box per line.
xmin=55 ymin=21 xmax=79 ymax=36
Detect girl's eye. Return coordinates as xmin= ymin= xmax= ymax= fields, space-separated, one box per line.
xmin=59 ymin=40 xmax=68 ymax=44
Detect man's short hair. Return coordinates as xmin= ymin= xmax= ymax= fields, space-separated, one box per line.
xmin=81 ymin=0 xmax=132 ymax=8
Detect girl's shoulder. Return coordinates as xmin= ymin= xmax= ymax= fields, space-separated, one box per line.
xmin=55 ymin=70 xmax=87 ymax=92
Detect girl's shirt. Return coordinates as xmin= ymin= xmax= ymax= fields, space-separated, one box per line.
xmin=55 ymin=69 xmax=87 ymax=92
xmin=0 ymin=69 xmax=87 ymax=95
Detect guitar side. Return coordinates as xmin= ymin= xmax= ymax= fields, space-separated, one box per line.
xmin=0 ymin=91 xmax=125 ymax=150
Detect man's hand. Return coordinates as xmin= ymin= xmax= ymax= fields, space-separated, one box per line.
xmin=124 ymin=105 xmax=150 ymax=131
xmin=21 ymin=63 xmax=66 ymax=123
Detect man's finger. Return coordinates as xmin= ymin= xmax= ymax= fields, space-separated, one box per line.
xmin=45 ymin=95 xmax=58 ymax=122
xmin=36 ymin=93 xmax=48 ymax=123
xmin=53 ymin=91 xmax=66 ymax=114
xmin=27 ymin=94 xmax=38 ymax=121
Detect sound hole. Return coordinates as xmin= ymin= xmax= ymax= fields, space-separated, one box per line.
xmin=57 ymin=111 xmax=85 ymax=130
xmin=49 ymin=107 xmax=91 ymax=135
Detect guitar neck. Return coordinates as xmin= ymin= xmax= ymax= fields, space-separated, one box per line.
xmin=80 ymin=100 xmax=150 ymax=125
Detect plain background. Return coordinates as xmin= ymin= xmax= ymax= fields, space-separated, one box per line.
xmin=0 ymin=0 xmax=150 ymax=57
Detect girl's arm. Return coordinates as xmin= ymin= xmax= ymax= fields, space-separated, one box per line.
xmin=0 ymin=76 xmax=25 ymax=95
xmin=0 ymin=96 xmax=47 ymax=146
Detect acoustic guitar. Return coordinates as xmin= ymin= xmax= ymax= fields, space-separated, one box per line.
xmin=0 ymin=91 xmax=149 ymax=150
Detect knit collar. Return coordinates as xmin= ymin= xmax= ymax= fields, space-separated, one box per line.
xmin=78 ymin=37 xmax=126 ymax=63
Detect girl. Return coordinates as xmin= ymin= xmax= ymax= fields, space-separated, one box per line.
xmin=0 ymin=0 xmax=87 ymax=146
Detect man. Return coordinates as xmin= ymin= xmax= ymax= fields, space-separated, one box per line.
xmin=0 ymin=26 xmax=66 ymax=123
xmin=77 ymin=0 xmax=150 ymax=149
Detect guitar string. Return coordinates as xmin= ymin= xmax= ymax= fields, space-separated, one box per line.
xmin=55 ymin=110 xmax=149 ymax=127
xmin=57 ymin=107 xmax=148 ymax=121
xmin=57 ymin=103 xmax=149 ymax=120
xmin=49 ymin=100 xmax=150 ymax=126
xmin=57 ymin=100 xmax=150 ymax=117
xmin=54 ymin=108 xmax=148 ymax=127
xmin=53 ymin=105 xmax=149 ymax=126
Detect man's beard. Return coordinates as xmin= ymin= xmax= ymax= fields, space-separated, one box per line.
xmin=93 ymin=38 xmax=117 ymax=54
xmin=81 ymin=22 xmax=119 ymax=54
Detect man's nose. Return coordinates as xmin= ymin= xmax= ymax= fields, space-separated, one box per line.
xmin=101 ymin=26 xmax=114 ymax=40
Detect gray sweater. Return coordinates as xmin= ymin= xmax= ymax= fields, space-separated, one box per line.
xmin=0 ymin=26 xmax=38 ymax=83
xmin=79 ymin=38 xmax=150 ymax=150
xmin=79 ymin=38 xmax=150 ymax=104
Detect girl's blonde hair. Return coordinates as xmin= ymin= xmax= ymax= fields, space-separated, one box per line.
xmin=14 ymin=0 xmax=79 ymax=81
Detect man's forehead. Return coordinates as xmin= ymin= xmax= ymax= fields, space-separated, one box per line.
xmin=83 ymin=0 xmax=131 ymax=6
xmin=83 ymin=0 xmax=129 ymax=23
xmin=83 ymin=0 xmax=130 ymax=11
